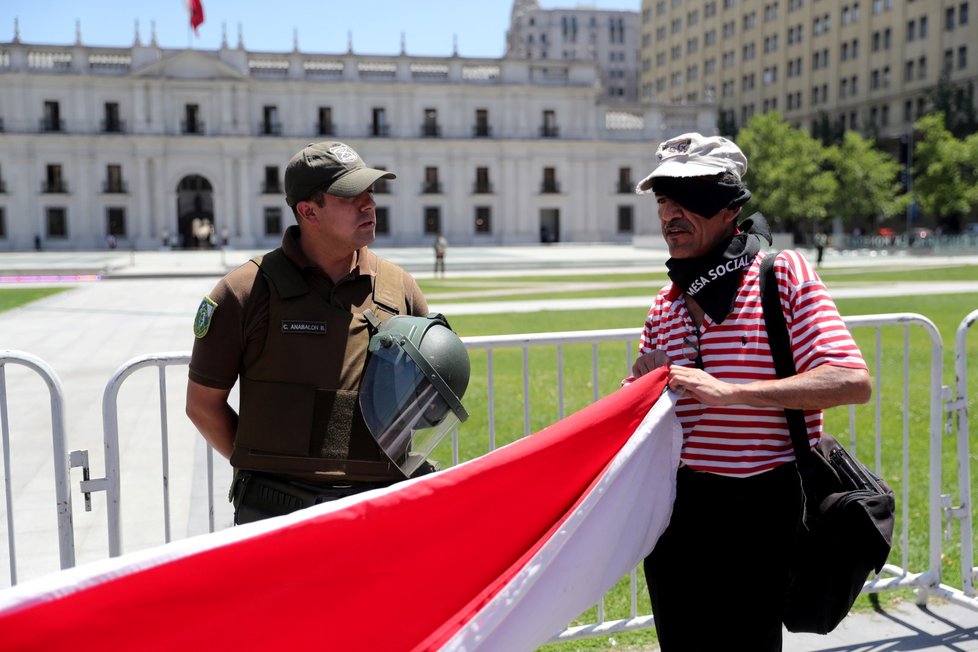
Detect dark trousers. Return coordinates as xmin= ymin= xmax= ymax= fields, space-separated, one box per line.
xmin=644 ymin=463 xmax=802 ymax=652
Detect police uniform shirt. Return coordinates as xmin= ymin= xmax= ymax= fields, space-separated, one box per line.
xmin=189 ymin=225 xmax=428 ymax=391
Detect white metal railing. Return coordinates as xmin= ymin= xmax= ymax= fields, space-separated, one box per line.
xmin=3 ymin=312 xmax=978 ymax=635
xmin=951 ymin=309 xmax=978 ymax=598
xmin=0 ymin=350 xmax=74 ymax=585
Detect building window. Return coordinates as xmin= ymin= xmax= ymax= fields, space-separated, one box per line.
xmin=0 ymin=208 xmax=5 ymax=239
xmin=920 ymin=15 xmax=928 ymax=37
xmin=473 ymin=167 xmax=492 ymax=194
xmin=103 ymin=102 xmax=123 ymax=133
xmin=962 ymin=2 xmax=970 ymax=25
xmin=373 ymin=167 xmax=390 ymax=194
xmin=919 ymin=55 xmax=927 ymax=79
xmin=375 ymin=206 xmax=389 ymax=235
xmin=317 ymin=106 xmax=334 ymax=136
xmin=474 ymin=109 xmax=491 ymax=137
xmin=182 ymin=104 xmax=203 ymax=134
xmin=907 ymin=20 xmax=916 ymax=41
xmin=263 ymin=166 xmax=281 ymax=194
xmin=46 ymin=207 xmax=67 ymax=238
xmin=617 ymin=205 xmax=634 ymax=233
xmin=541 ymin=110 xmax=559 ymax=138
xmin=541 ymin=167 xmax=560 ymax=193
xmin=104 ymin=164 xmax=126 ymax=193
xmin=42 ymin=100 xmax=62 ymax=132
xmin=617 ymin=167 xmax=633 ymax=193
xmin=423 ymin=167 xmax=441 ymax=194
xmin=946 ymin=6 xmax=956 ymax=30
xmin=959 ymin=46 xmax=968 ymax=69
xmin=106 ymin=207 xmax=126 ymax=237
xmin=43 ymin=164 xmax=66 ymax=193
xmin=263 ymin=207 xmax=282 ymax=236
xmin=474 ymin=206 xmax=492 ymax=234
xmin=945 ymin=49 xmax=954 ymax=75
xmin=424 ymin=207 xmax=440 ymax=235
xmin=371 ymin=107 xmax=389 ymax=137
xmin=421 ymin=108 xmax=440 ymax=137
xmin=261 ymin=106 xmax=280 ymax=135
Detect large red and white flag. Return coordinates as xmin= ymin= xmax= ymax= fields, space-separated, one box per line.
xmin=0 ymin=370 xmax=679 ymax=651
xmin=186 ymin=0 xmax=204 ymax=35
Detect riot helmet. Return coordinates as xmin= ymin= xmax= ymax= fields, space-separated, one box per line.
xmin=360 ymin=311 xmax=470 ymax=477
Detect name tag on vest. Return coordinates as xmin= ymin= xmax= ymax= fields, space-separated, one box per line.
xmin=281 ymin=320 xmax=327 ymax=334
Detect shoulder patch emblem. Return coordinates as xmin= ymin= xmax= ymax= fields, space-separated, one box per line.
xmin=194 ymin=296 xmax=218 ymax=339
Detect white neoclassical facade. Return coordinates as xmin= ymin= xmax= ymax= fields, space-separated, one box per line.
xmin=0 ymin=24 xmax=714 ymax=251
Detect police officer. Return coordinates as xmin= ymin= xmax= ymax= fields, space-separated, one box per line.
xmin=186 ymin=141 xmax=438 ymax=524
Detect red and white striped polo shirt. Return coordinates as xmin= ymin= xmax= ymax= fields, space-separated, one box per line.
xmin=638 ymin=250 xmax=867 ymax=477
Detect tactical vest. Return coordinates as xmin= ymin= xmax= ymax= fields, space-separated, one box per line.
xmin=230 ymin=248 xmax=408 ymax=482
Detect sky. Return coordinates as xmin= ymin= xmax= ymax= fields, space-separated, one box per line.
xmin=0 ymin=0 xmax=639 ymax=58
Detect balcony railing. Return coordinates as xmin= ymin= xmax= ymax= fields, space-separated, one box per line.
xmin=472 ymin=182 xmax=493 ymax=194
xmin=102 ymin=181 xmax=128 ymax=194
xmin=42 ymin=181 xmax=69 ymax=193
xmin=317 ymin=122 xmax=336 ymax=136
xmin=420 ymin=123 xmax=441 ymax=137
xmin=540 ymin=125 xmax=560 ymax=138
xmin=181 ymin=120 xmax=205 ymax=135
xmin=616 ymin=182 xmax=634 ymax=193
xmin=540 ymin=182 xmax=561 ymax=194
xmin=370 ymin=124 xmax=390 ymax=137
xmin=39 ymin=118 xmax=64 ymax=132
xmin=259 ymin=121 xmax=282 ymax=136
xmin=262 ymin=182 xmax=283 ymax=194
xmin=472 ymin=124 xmax=492 ymax=138
xmin=422 ymin=181 xmax=443 ymax=194
xmin=101 ymin=119 xmax=126 ymax=133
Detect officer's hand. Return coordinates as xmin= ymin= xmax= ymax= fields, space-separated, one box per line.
xmin=631 ymin=350 xmax=673 ymax=378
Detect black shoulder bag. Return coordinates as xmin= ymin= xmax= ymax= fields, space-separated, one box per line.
xmin=759 ymin=252 xmax=896 ymax=635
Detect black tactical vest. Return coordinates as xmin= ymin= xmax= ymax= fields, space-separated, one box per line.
xmin=230 ymin=248 xmax=409 ymax=482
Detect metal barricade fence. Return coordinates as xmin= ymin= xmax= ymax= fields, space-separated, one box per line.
xmin=951 ymin=309 xmax=978 ymax=599
xmin=4 ymin=312 xmax=978 ymax=634
xmin=0 ymin=350 xmax=74 ymax=585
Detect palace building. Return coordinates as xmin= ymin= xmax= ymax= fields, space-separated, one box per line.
xmin=0 ymin=15 xmax=712 ymax=251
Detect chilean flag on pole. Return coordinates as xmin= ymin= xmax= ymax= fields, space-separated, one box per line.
xmin=186 ymin=0 xmax=205 ymax=35
xmin=0 ymin=371 xmax=680 ymax=651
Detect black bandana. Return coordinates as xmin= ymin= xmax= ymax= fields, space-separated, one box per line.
xmin=665 ymin=213 xmax=773 ymax=324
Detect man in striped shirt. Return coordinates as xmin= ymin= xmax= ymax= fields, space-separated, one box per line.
xmin=628 ymin=133 xmax=871 ymax=651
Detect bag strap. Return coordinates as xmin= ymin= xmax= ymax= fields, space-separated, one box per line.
xmin=758 ymin=252 xmax=811 ymax=463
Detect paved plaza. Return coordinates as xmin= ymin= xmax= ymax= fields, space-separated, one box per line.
xmin=0 ymin=244 xmax=976 ymax=649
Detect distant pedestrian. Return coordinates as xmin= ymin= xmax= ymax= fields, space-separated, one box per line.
xmin=433 ymin=232 xmax=448 ymax=277
xmin=34 ymin=235 xmax=42 ymax=251
xmin=106 ymin=234 xmax=118 ymax=250
xmin=815 ymin=232 xmax=828 ymax=267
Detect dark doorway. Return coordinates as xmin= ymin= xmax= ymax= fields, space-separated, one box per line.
xmin=540 ymin=208 xmax=560 ymax=243
xmin=176 ymin=175 xmax=215 ymax=248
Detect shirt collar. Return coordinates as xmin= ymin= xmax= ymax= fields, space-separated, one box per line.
xmin=280 ymin=225 xmax=375 ymax=279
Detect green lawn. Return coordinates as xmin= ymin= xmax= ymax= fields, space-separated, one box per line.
xmin=0 ymin=287 xmax=70 ymax=312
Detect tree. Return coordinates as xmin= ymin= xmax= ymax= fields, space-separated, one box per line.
xmin=825 ymin=131 xmax=907 ymax=228
xmin=735 ymin=112 xmax=837 ymax=238
xmin=912 ymin=113 xmax=978 ymax=229
xmin=811 ymin=111 xmax=845 ymax=147
xmin=717 ymin=108 xmax=737 ymax=139
xmin=928 ymin=75 xmax=978 ymax=138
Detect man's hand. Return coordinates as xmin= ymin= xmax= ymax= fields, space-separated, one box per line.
xmin=632 ymin=350 xmax=673 ymax=378
xmin=667 ymin=364 xmax=736 ymax=405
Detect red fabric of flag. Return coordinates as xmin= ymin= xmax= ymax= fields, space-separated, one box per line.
xmin=187 ymin=0 xmax=204 ymax=34
xmin=0 ymin=370 xmax=671 ymax=651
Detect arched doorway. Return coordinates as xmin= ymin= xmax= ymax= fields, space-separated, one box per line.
xmin=176 ymin=175 xmax=215 ymax=249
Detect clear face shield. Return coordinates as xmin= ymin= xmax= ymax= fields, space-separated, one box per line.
xmin=359 ymin=313 xmax=469 ymax=477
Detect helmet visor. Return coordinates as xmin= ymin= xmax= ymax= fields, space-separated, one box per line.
xmin=360 ymin=344 xmax=459 ymax=477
